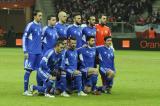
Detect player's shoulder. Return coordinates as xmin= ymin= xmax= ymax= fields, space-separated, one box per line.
xmin=43 ymin=26 xmax=48 ymax=31
xmin=44 ymin=49 xmax=54 ymax=57
xmin=96 ymin=45 xmax=104 ymax=49
xmin=25 ymin=21 xmax=34 ymax=30
xmin=67 ymin=24 xmax=74 ymax=29
xmin=104 ymin=25 xmax=110 ymax=29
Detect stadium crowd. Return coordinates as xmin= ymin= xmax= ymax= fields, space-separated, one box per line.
xmin=54 ymin=0 xmax=159 ymax=24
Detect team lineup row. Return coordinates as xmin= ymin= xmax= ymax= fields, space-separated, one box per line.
xmin=22 ymin=10 xmax=115 ymax=98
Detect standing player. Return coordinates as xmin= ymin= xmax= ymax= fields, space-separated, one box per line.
xmin=42 ymin=15 xmax=58 ymax=54
xmin=95 ymin=14 xmax=111 ymax=46
xmin=96 ymin=36 xmax=115 ymax=94
xmin=82 ymin=15 xmax=96 ymax=44
xmin=55 ymin=11 xmax=68 ymax=38
xmin=65 ymin=37 xmax=87 ymax=96
xmin=30 ymin=40 xmax=65 ymax=98
xmin=67 ymin=12 xmax=84 ymax=48
xmin=78 ymin=36 xmax=99 ymax=94
xmin=22 ymin=10 xmax=42 ymax=96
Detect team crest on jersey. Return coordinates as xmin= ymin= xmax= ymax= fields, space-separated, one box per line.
xmin=28 ymin=34 xmax=33 ymax=40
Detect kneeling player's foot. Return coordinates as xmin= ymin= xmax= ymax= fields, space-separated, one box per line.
xmin=66 ymin=89 xmax=73 ymax=94
xmin=29 ymin=84 xmax=34 ymax=92
xmin=29 ymin=84 xmax=38 ymax=95
xmin=106 ymin=88 xmax=111 ymax=94
xmin=92 ymin=90 xmax=101 ymax=95
xmin=61 ymin=91 xmax=70 ymax=97
xmin=45 ymin=93 xmax=55 ymax=98
xmin=23 ymin=91 xmax=33 ymax=96
xmin=78 ymin=91 xmax=87 ymax=96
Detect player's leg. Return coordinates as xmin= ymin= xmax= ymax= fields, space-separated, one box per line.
xmin=34 ymin=54 xmax=42 ymax=86
xmin=66 ymin=71 xmax=74 ymax=94
xmin=59 ymin=71 xmax=70 ymax=97
xmin=73 ymin=70 xmax=87 ymax=96
xmin=81 ymin=68 xmax=92 ymax=93
xmin=23 ymin=54 xmax=36 ymax=96
xmin=88 ymin=68 xmax=98 ymax=92
xmin=98 ymin=67 xmax=107 ymax=93
xmin=43 ymin=79 xmax=56 ymax=98
xmin=105 ymin=69 xmax=115 ymax=94
xmin=99 ymin=67 xmax=106 ymax=86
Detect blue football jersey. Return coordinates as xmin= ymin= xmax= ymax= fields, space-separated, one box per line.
xmin=65 ymin=49 xmax=78 ymax=72
xmin=78 ymin=46 xmax=96 ymax=69
xmin=67 ymin=24 xmax=85 ymax=48
xmin=55 ymin=22 xmax=68 ymax=38
xmin=22 ymin=21 xmax=42 ymax=54
xmin=96 ymin=46 xmax=115 ymax=71
xmin=42 ymin=26 xmax=59 ymax=53
xmin=82 ymin=26 xmax=96 ymax=43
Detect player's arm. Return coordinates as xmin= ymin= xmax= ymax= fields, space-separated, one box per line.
xmin=22 ymin=23 xmax=32 ymax=59
xmin=40 ymin=50 xmax=53 ymax=72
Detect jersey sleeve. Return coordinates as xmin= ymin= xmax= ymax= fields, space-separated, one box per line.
xmin=22 ymin=23 xmax=32 ymax=53
xmin=40 ymin=50 xmax=53 ymax=72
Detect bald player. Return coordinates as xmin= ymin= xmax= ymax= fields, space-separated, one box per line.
xmin=55 ymin=11 xmax=68 ymax=38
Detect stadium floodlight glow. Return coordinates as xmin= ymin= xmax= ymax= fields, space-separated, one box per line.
xmin=13 ymin=4 xmax=18 ymax=7
xmin=2 ymin=7 xmax=8 ymax=10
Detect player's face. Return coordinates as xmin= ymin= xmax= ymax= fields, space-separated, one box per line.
xmin=63 ymin=40 xmax=67 ymax=49
xmin=49 ymin=17 xmax=57 ymax=26
xmin=100 ymin=16 xmax=107 ymax=25
xmin=74 ymin=15 xmax=81 ymax=25
xmin=89 ymin=16 xmax=96 ymax=26
xmin=88 ymin=38 xmax=95 ymax=47
xmin=34 ymin=12 xmax=43 ymax=23
xmin=61 ymin=13 xmax=67 ymax=23
xmin=105 ymin=38 xmax=112 ymax=47
xmin=69 ymin=40 xmax=76 ymax=49
xmin=57 ymin=44 xmax=64 ymax=53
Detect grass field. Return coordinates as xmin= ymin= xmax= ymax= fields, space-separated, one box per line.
xmin=0 ymin=48 xmax=160 ymax=106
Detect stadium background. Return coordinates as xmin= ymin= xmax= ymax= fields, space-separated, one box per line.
xmin=0 ymin=0 xmax=160 ymax=106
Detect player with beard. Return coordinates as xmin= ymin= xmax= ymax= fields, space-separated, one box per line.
xmin=95 ymin=14 xmax=112 ymax=46
xmin=67 ymin=12 xmax=85 ymax=48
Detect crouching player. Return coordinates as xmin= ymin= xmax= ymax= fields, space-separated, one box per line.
xmin=30 ymin=40 xmax=69 ymax=97
xmin=96 ymin=36 xmax=116 ymax=94
xmin=78 ymin=36 xmax=100 ymax=95
xmin=65 ymin=37 xmax=87 ymax=96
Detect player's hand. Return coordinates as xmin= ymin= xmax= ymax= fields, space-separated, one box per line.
xmin=49 ymin=75 xmax=56 ymax=80
xmin=73 ymin=70 xmax=81 ymax=75
xmin=24 ymin=52 xmax=28 ymax=59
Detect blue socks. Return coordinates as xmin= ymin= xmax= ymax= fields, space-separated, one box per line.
xmin=24 ymin=69 xmax=32 ymax=91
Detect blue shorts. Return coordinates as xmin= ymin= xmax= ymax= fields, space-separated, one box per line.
xmin=24 ymin=53 xmax=42 ymax=71
xmin=80 ymin=68 xmax=89 ymax=78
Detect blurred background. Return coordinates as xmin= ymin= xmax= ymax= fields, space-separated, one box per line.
xmin=0 ymin=0 xmax=159 ymax=50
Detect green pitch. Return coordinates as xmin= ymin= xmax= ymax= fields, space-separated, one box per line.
xmin=0 ymin=48 xmax=160 ymax=106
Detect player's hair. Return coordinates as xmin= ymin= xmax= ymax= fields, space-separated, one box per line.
xmin=69 ymin=37 xmax=76 ymax=41
xmin=56 ymin=39 xmax=64 ymax=46
xmin=86 ymin=36 xmax=95 ymax=41
xmin=86 ymin=15 xmax=95 ymax=24
xmin=98 ymin=13 xmax=107 ymax=19
xmin=72 ymin=12 xmax=81 ymax=18
xmin=33 ymin=10 xmax=42 ymax=16
xmin=58 ymin=37 xmax=67 ymax=41
xmin=104 ymin=36 xmax=112 ymax=41
xmin=47 ymin=15 xmax=56 ymax=21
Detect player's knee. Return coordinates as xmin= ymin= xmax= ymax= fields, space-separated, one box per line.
xmin=107 ymin=70 xmax=114 ymax=78
xmin=84 ymin=86 xmax=92 ymax=93
xmin=61 ymin=71 xmax=66 ymax=75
